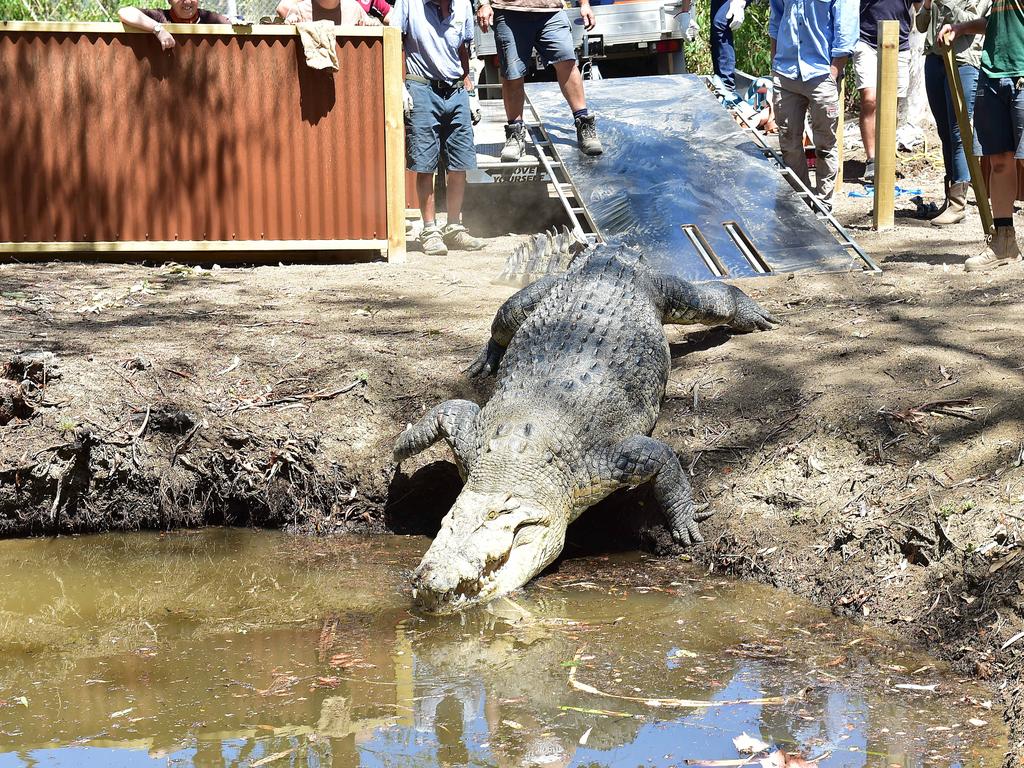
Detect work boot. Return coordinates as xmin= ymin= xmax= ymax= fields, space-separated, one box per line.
xmin=964 ymin=226 xmax=1022 ymax=272
xmin=441 ymin=222 xmax=484 ymax=251
xmin=501 ymin=122 xmax=527 ymax=163
xmin=420 ymin=225 xmax=448 ymax=256
xmin=931 ymin=181 xmax=968 ymax=227
xmin=863 ymin=159 xmax=875 ymax=183
xmin=930 ymin=179 xmax=951 ymax=220
xmin=575 ymin=114 xmax=604 ymax=156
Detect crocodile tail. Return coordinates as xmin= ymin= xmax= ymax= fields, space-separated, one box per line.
xmin=494 ymin=226 xmax=590 ymax=287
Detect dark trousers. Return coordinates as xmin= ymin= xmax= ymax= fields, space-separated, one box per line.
xmin=711 ymin=0 xmax=736 ymax=90
xmin=923 ymin=53 xmax=978 ymax=184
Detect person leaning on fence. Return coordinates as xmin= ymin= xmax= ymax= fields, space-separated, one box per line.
xmin=917 ymin=0 xmax=989 ymax=226
xmin=275 ymin=0 xmax=392 ymax=24
xmin=941 ymin=0 xmax=1024 ymax=271
xmin=855 ymin=0 xmax=921 ymax=183
xmin=118 ymin=0 xmax=230 ymax=50
xmin=476 ymin=0 xmax=604 ymax=162
xmin=769 ymin=0 xmax=858 ymax=210
xmin=394 ymin=0 xmax=486 ymax=256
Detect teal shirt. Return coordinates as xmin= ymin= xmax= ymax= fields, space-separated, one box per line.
xmin=982 ymin=0 xmax=1024 ymax=76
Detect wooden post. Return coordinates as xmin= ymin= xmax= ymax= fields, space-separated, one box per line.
xmin=942 ymin=47 xmax=994 ymax=235
xmin=872 ymin=19 xmax=898 ymax=230
xmin=382 ymin=26 xmax=407 ymax=263
xmin=836 ymin=75 xmax=846 ymax=198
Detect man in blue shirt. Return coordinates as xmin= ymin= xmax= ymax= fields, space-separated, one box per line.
xmin=395 ymin=0 xmax=486 ymax=256
xmin=769 ymin=0 xmax=858 ymax=208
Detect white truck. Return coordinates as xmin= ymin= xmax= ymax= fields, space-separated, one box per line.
xmin=473 ymin=1 xmax=691 ymax=84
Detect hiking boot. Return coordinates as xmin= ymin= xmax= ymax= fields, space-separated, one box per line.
xmin=442 ymin=223 xmax=484 ymax=251
xmin=420 ymin=225 xmax=448 ymax=256
xmin=863 ymin=159 xmax=875 ymax=183
xmin=964 ymin=226 xmax=1022 ymax=272
xmin=501 ymin=122 xmax=527 ymax=163
xmin=931 ymin=181 xmax=968 ymax=227
xmin=575 ymin=114 xmax=603 ymax=156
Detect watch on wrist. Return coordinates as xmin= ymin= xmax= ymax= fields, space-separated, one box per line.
xmin=152 ymin=22 xmax=164 ymax=34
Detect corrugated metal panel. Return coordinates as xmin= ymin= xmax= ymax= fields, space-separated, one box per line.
xmin=0 ymin=29 xmax=388 ymax=244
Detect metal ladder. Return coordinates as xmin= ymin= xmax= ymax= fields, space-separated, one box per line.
xmin=523 ymin=98 xmax=602 ymax=247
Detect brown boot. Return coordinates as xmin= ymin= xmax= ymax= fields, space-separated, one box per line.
xmin=964 ymin=226 xmax=1022 ymax=272
xmin=931 ymin=181 xmax=968 ymax=227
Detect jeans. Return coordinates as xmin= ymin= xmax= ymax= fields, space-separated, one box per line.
xmin=710 ymin=0 xmax=736 ymax=91
xmin=924 ymin=53 xmax=978 ymax=184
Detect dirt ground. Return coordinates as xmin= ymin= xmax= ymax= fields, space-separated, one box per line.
xmin=3 ymin=140 xmax=1024 ymax=763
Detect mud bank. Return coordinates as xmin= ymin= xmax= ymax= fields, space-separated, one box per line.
xmin=3 ymin=195 xmax=1024 ymax=762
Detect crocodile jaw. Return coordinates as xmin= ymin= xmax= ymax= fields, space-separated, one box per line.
xmin=411 ymin=489 xmax=567 ymax=614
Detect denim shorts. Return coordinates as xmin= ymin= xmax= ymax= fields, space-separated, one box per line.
xmin=494 ymin=9 xmax=576 ymax=80
xmin=405 ymin=80 xmax=477 ymax=173
xmin=973 ymin=73 xmax=1024 ymax=159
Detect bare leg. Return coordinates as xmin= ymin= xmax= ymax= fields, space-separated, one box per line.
xmin=552 ymin=59 xmax=586 ymax=113
xmin=416 ymin=172 xmax=436 ymax=222
xmin=860 ymin=88 xmax=877 ymax=162
xmin=502 ymin=75 xmax=527 ymax=123
xmin=990 ymin=151 xmax=1017 ymax=219
xmin=446 ymin=171 xmax=467 ymax=223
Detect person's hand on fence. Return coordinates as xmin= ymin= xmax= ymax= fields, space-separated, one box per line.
xmin=152 ymin=24 xmax=176 ymax=49
xmin=580 ymin=1 xmax=596 ymax=30
xmin=476 ymin=1 xmax=493 ymax=31
xmin=726 ymin=0 xmax=744 ymax=29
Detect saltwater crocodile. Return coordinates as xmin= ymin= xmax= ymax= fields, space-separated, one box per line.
xmin=394 ymin=242 xmax=777 ymax=613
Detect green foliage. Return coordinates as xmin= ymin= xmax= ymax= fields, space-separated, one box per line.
xmin=0 ymin=0 xmax=275 ymax=20
xmin=683 ymin=0 xmax=774 ymax=78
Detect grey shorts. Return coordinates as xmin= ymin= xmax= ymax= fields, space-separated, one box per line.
xmin=973 ymin=73 xmax=1024 ymax=158
xmin=493 ymin=8 xmax=576 ymax=80
xmin=405 ymin=80 xmax=478 ymax=173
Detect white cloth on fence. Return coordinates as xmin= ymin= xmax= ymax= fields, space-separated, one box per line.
xmin=296 ymin=20 xmax=339 ymax=71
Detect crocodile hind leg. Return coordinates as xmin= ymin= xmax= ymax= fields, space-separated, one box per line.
xmin=394 ymin=400 xmax=480 ymax=480
xmin=658 ymin=277 xmax=778 ymax=333
xmin=589 ymin=436 xmax=712 ymax=546
xmin=467 ymin=275 xmax=559 ymax=378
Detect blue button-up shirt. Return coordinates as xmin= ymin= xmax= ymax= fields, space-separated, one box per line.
xmin=769 ymin=0 xmax=858 ymax=81
xmin=393 ymin=0 xmax=474 ymax=81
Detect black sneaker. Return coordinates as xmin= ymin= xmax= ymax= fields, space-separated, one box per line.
xmin=500 ymin=122 xmax=527 ymax=163
xmin=575 ymin=114 xmax=603 ymax=156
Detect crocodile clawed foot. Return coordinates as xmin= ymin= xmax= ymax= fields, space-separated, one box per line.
xmin=466 ymin=339 xmax=505 ymax=379
xmin=668 ymin=502 xmax=713 ymax=547
xmin=728 ymin=289 xmax=779 ymax=333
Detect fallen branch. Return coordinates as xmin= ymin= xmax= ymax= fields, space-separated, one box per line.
xmin=567 ymin=649 xmax=806 ymax=709
xmin=879 ymin=398 xmax=982 ymax=433
xmin=235 ymin=380 xmax=365 ymax=412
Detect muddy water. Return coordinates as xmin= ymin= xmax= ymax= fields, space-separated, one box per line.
xmin=0 ymin=530 xmax=1006 ymax=767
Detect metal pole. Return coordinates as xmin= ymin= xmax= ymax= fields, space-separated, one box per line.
xmin=942 ymin=47 xmax=994 ymax=235
xmin=872 ymin=19 xmax=899 ymax=231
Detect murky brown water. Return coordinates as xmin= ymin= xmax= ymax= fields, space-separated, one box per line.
xmin=0 ymin=529 xmax=1007 ymax=767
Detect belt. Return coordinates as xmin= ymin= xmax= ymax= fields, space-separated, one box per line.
xmin=405 ymin=74 xmax=464 ymax=91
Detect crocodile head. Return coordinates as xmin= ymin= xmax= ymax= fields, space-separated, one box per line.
xmin=411 ymin=489 xmax=567 ymax=614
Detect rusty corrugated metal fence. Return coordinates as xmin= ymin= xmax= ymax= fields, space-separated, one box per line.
xmin=0 ymin=22 xmax=405 ymax=261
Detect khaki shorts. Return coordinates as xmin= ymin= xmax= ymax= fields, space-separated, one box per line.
xmin=853 ymin=39 xmax=911 ymax=96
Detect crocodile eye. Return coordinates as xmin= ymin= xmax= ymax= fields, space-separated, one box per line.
xmin=486 ymin=510 xmax=499 ymax=521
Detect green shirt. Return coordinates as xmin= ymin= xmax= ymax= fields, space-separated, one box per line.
xmin=982 ymin=0 xmax=1024 ymax=76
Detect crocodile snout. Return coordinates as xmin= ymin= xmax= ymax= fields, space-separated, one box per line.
xmin=411 ymin=558 xmax=482 ymax=613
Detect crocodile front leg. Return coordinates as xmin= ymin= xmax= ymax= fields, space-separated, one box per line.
xmin=467 ymin=275 xmax=559 ymax=378
xmin=394 ymin=399 xmax=480 ymax=480
xmin=584 ymin=436 xmax=712 ymax=546
xmin=657 ymin=277 xmax=778 ymax=333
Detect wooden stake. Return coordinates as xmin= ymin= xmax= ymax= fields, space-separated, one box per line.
xmin=382 ymin=26 xmax=407 ymax=264
xmin=942 ymin=47 xmax=994 ymax=235
xmin=872 ymin=19 xmax=898 ymax=231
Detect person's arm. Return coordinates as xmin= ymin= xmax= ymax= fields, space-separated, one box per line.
xmin=459 ymin=41 xmax=473 ymax=90
xmin=939 ymin=15 xmax=986 ymax=42
xmin=915 ymin=0 xmax=931 ymax=33
xmin=118 ymin=7 xmax=177 ymax=49
xmin=829 ymin=0 xmax=858 ymax=79
xmin=579 ymin=0 xmax=596 ymax=30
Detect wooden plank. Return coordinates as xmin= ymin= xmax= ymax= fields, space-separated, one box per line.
xmin=382 ymin=25 xmax=407 ymax=264
xmin=0 ymin=20 xmax=386 ymax=36
xmin=943 ymin=48 xmax=994 ymax=235
xmin=872 ymin=19 xmax=898 ymax=231
xmin=0 ymin=239 xmax=387 ymax=253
